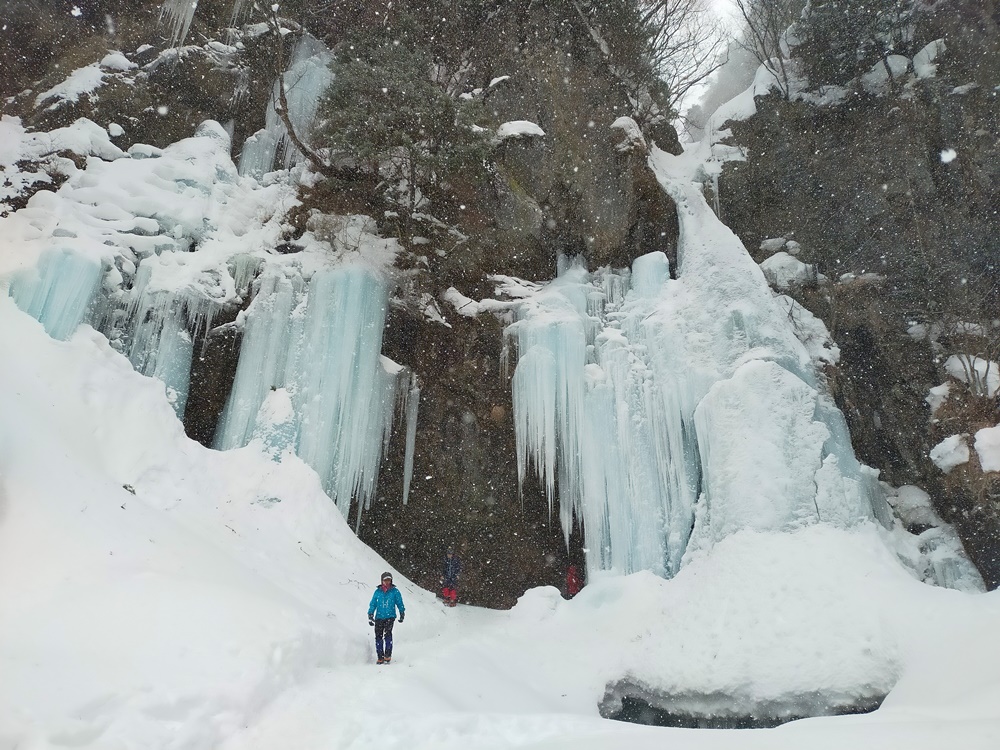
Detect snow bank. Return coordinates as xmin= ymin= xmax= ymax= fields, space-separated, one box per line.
xmin=0 ymin=295 xmax=436 ymax=748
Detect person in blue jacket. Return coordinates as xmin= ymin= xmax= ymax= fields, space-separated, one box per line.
xmin=368 ymin=571 xmax=405 ymax=664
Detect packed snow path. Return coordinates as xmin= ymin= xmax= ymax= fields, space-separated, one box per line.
xmin=2 ymin=137 xmax=999 ymax=748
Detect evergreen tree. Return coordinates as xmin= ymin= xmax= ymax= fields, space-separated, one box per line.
xmin=314 ymin=27 xmax=488 ymax=234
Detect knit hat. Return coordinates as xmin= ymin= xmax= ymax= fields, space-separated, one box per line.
xmin=381 ymin=571 xmax=393 ymax=582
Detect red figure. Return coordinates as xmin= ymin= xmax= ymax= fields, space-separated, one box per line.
xmin=566 ymin=564 xmax=581 ymax=598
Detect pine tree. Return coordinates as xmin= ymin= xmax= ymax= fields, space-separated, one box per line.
xmin=314 ymin=28 xmax=488 ymax=235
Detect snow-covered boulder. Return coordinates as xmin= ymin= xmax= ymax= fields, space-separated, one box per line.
xmin=974 ymin=426 xmax=1000 ymax=472
xmin=914 ymin=39 xmax=946 ymax=79
xmin=760 ymin=251 xmax=818 ymax=289
xmin=887 ymin=485 xmax=943 ymax=529
xmin=610 ymin=116 xmax=647 ymax=153
xmin=860 ymin=55 xmax=910 ymax=94
xmin=925 ymin=383 xmax=951 ymax=415
xmin=759 ymin=236 xmax=787 ymax=256
xmin=492 ymin=120 xmax=546 ymax=145
xmin=945 ymin=354 xmax=1000 ymax=397
xmin=930 ymin=434 xmax=970 ymax=473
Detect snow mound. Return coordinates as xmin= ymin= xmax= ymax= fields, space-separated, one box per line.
xmin=0 ymin=296 xmax=430 ymax=748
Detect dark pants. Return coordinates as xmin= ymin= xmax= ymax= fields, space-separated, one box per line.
xmin=374 ymin=617 xmax=395 ymax=658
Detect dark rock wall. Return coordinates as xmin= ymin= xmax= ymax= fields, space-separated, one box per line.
xmin=369 ymin=311 xmax=585 ymax=609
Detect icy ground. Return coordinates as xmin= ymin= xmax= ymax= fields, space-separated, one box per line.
xmin=2 ymin=286 xmax=1000 ymax=749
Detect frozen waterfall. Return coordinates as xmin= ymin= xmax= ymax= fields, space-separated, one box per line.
xmin=8 ymin=248 xmax=104 ymax=342
xmin=239 ymin=34 xmax=332 ymax=179
xmin=4 ymin=117 xmax=416 ymax=524
xmin=215 ymin=262 xmax=416 ymax=525
xmin=507 ymin=153 xmax=892 ymax=578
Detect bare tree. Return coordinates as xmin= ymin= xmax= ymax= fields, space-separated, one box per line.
xmin=638 ymin=0 xmax=729 ymax=112
xmin=732 ymin=0 xmax=802 ymax=99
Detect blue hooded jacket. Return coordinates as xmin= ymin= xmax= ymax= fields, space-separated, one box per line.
xmin=368 ymin=583 xmax=405 ymax=620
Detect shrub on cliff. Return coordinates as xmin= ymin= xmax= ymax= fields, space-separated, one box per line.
xmin=797 ymin=0 xmax=917 ymax=87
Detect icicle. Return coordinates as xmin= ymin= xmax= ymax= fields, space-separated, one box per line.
xmin=214 ymin=262 xmax=408 ymax=525
xmin=401 ymin=374 xmax=420 ymax=505
xmin=229 ymin=0 xmax=249 ymax=26
xmin=239 ymin=34 xmax=332 ymax=177
xmin=8 ymin=249 xmax=103 ymax=340
xmin=228 ymin=254 xmax=263 ymax=298
xmin=214 ymin=269 xmax=296 ymax=450
xmin=159 ymin=0 xmax=199 ymax=48
xmin=124 ymin=259 xmax=223 ymax=420
xmin=292 ymin=267 xmax=390 ymax=518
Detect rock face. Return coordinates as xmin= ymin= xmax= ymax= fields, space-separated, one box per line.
xmin=369 ymin=310 xmax=583 ymax=609
xmin=716 ymin=29 xmax=1000 ymax=587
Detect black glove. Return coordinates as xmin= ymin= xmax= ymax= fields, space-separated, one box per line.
xmin=368 ymin=616 xmax=375 ymax=626
xmin=398 ymin=613 xmax=404 ymax=623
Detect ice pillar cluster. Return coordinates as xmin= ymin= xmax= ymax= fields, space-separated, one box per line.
xmin=4 ymin=117 xmax=416 ymax=525
xmin=215 ymin=263 xmax=416 ymax=524
xmin=508 ymin=175 xmax=891 ymax=578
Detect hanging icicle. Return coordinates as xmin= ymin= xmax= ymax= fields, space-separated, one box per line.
xmin=214 ymin=262 xmax=414 ymax=526
xmin=159 ymin=0 xmax=199 ymax=48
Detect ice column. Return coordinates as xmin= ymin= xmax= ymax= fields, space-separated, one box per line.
xmin=239 ymin=34 xmax=332 ymax=178
xmin=214 ymin=262 xmax=413 ymax=525
xmin=9 ymin=249 xmax=103 ymax=341
xmin=401 ymin=373 xmax=420 ymax=505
